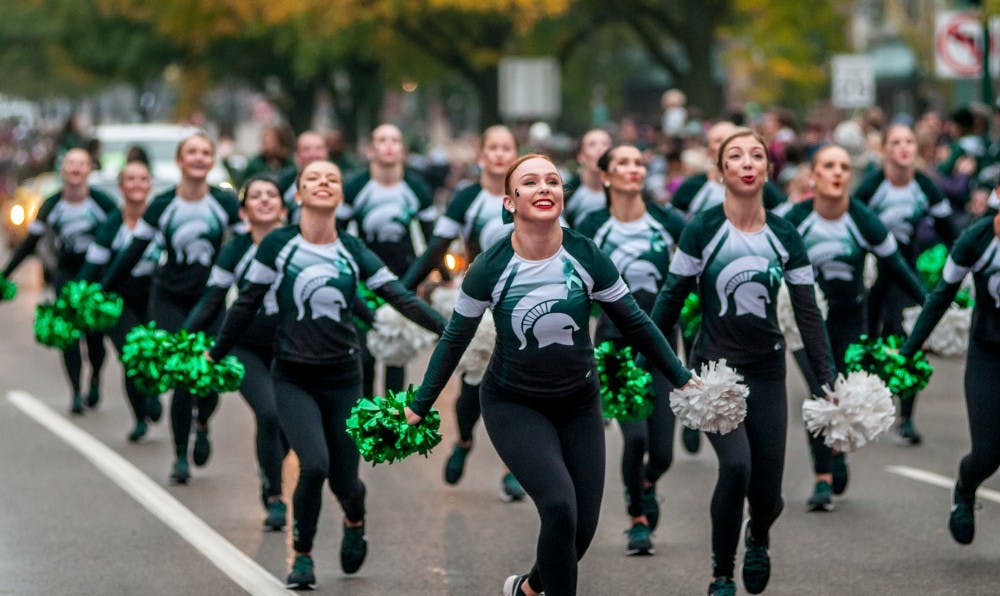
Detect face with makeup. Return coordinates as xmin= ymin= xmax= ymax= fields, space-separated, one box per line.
xmin=718 ymin=133 xmax=769 ymax=198
xmin=504 ymin=156 xmax=564 ymax=225
xmin=810 ymin=145 xmax=852 ymax=201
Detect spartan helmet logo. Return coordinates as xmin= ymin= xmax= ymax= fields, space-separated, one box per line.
xmin=988 ymin=271 xmax=1000 ymax=308
xmin=623 ymin=260 xmax=662 ymax=294
xmin=61 ymin=218 xmax=96 ymax=252
xmin=809 ymin=240 xmax=853 ymax=281
xmin=512 ymin=284 xmax=579 ymax=350
xmin=362 ymin=204 xmax=408 ymax=243
xmin=293 ymin=263 xmax=348 ymax=321
xmin=880 ymin=205 xmax=914 ymax=238
xmin=716 ymin=255 xmax=772 ymax=319
xmin=172 ymin=219 xmax=215 ymax=266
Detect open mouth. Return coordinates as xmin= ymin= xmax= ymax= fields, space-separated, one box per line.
xmin=533 ymin=199 xmax=555 ymax=209
xmin=740 ymin=175 xmax=756 ymax=184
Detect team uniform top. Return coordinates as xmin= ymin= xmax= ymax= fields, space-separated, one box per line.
xmin=185 ymin=233 xmax=278 ymax=349
xmin=401 ymin=182 xmax=511 ymax=288
xmin=671 ymin=174 xmax=786 ymax=219
xmin=103 ymin=187 xmax=241 ymax=299
xmin=337 ymin=171 xmax=436 ymax=250
xmin=209 ymin=226 xmax=445 ymax=366
xmin=853 ymin=169 xmax=955 ymax=250
xmin=3 ymin=188 xmax=117 ymax=277
xmin=783 ymin=199 xmax=925 ymax=310
xmin=905 ymin=216 xmax=1000 ymax=351
xmin=409 ymin=228 xmax=692 ymax=417
xmin=563 ymin=175 xmax=608 ymax=229
xmin=651 ymin=205 xmax=835 ymax=383
xmin=81 ymin=210 xmax=162 ymax=307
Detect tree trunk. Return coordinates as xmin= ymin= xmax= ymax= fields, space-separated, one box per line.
xmin=475 ymin=64 xmax=500 ymax=127
xmin=680 ymin=5 xmax=722 ymax=117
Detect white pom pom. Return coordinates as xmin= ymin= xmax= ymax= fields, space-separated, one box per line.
xmin=863 ymin=253 xmax=878 ymax=289
xmin=776 ymin=283 xmax=828 ymax=351
xmin=429 ymin=284 xmax=459 ymax=319
xmin=902 ymin=304 xmax=970 ymax=357
xmin=802 ymin=371 xmax=895 ymax=453
xmin=669 ymin=359 xmax=749 ymax=435
xmin=455 ymin=310 xmax=496 ymax=385
xmin=367 ymin=306 xmax=437 ymax=367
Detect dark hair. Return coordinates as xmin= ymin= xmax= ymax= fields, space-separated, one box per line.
xmin=125 ymin=145 xmax=150 ymax=166
xmin=117 ymin=158 xmax=151 ymax=183
xmin=238 ymin=174 xmax=282 ymax=206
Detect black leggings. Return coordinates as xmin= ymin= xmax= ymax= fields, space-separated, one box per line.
xmin=54 ymin=273 xmax=106 ymax=396
xmin=701 ymin=358 xmax=787 ymax=579
xmin=105 ymin=301 xmax=152 ymax=424
xmin=231 ymin=344 xmax=287 ymax=501
xmin=480 ymin=379 xmax=605 ymax=596
xmin=149 ymin=286 xmax=219 ymax=458
xmin=957 ymin=341 xmax=1000 ymax=497
xmin=455 ymin=378 xmax=482 ymax=443
xmin=869 ymin=253 xmax=920 ymax=419
xmin=620 ymin=369 xmax=675 ymax=517
xmin=272 ymin=359 xmax=366 ymax=554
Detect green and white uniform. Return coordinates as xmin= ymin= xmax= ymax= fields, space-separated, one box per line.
xmin=671 ymin=174 xmax=786 ymax=220
xmin=563 ymin=175 xmax=608 ymax=229
xmin=854 ymin=169 xmax=954 ymax=250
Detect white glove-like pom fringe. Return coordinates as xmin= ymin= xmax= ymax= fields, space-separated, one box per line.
xmin=863 ymin=253 xmax=878 ymax=289
xmin=776 ymin=283 xmax=828 ymax=351
xmin=669 ymin=359 xmax=749 ymax=435
xmin=429 ymin=284 xmax=460 ymax=320
xmin=901 ymin=304 xmax=970 ymax=357
xmin=802 ymin=371 xmax=895 ymax=453
xmin=455 ymin=310 xmax=496 ymax=385
xmin=367 ymin=305 xmax=437 ymax=367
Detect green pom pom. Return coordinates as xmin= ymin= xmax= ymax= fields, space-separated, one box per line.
xmin=161 ymin=330 xmax=244 ymax=397
xmin=34 ymin=302 xmax=81 ymax=350
xmin=121 ymin=323 xmax=174 ymax=395
xmin=954 ymin=287 xmax=974 ymax=309
xmin=58 ymin=281 xmax=123 ymax=331
xmin=680 ymin=292 xmax=701 ymax=341
xmin=594 ymin=341 xmax=654 ymax=421
xmin=916 ymin=244 xmax=948 ymax=290
xmin=0 ymin=278 xmax=17 ymax=301
xmin=844 ymin=334 xmax=933 ymax=401
xmin=346 ymin=386 xmax=442 ymax=465
xmin=356 ymin=282 xmax=385 ymax=312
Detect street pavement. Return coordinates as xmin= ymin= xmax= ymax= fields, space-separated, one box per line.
xmin=1 ymin=274 xmax=999 ymax=595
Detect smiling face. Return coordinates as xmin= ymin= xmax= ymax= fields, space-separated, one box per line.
xmin=577 ymin=129 xmax=613 ymax=173
xmin=175 ymin=135 xmax=216 ymax=183
xmin=296 ymin=160 xmax=343 ymax=212
xmin=719 ymin=132 xmax=769 ymax=197
xmin=601 ymin=145 xmax=647 ymax=198
xmin=240 ymin=179 xmax=286 ymax=226
xmin=61 ymin=148 xmax=93 ymax=188
xmin=478 ymin=126 xmax=518 ymax=179
xmin=884 ymin=125 xmax=916 ymax=169
xmin=810 ymin=145 xmax=852 ymax=201
xmin=504 ymin=156 xmax=564 ymax=224
xmin=368 ymin=124 xmax=404 ymax=168
xmin=119 ymin=161 xmax=152 ymax=205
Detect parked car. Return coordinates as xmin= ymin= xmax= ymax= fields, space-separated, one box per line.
xmin=89 ymin=123 xmax=233 ymax=199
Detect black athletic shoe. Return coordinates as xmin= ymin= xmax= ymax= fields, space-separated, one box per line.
xmin=807 ymin=480 xmax=834 ymax=512
xmin=707 ymin=577 xmax=736 ymax=596
xmin=70 ymin=394 xmax=85 ymax=415
xmin=127 ymin=420 xmax=148 ymax=443
xmin=85 ymin=384 xmax=101 ymax=408
xmin=742 ymin=524 xmax=771 ymax=594
xmin=896 ymin=419 xmax=922 ymax=446
xmin=831 ymin=453 xmax=849 ymax=495
xmin=264 ymin=500 xmax=287 ymax=532
xmin=169 ymin=457 xmax=190 ymax=485
xmin=682 ymin=426 xmax=701 ymax=454
xmin=949 ymin=486 xmax=976 ymax=545
xmin=192 ymin=427 xmax=211 ymax=466
xmin=146 ymin=395 xmax=162 ymax=422
xmin=500 ymin=472 xmax=526 ymax=502
xmin=443 ymin=443 xmax=471 ymax=485
xmin=503 ymin=574 xmax=533 ymax=596
xmin=642 ymin=486 xmax=660 ymax=531
xmin=626 ymin=521 xmax=654 ymax=556
xmin=340 ymin=522 xmax=367 ymax=574
xmin=286 ymin=554 xmax=316 ymax=590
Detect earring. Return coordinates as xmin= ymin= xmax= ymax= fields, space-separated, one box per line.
xmin=507 ymin=207 xmax=516 ymax=214
xmin=718 ymin=177 xmax=724 ymax=184
xmin=603 ymin=182 xmax=611 ymax=188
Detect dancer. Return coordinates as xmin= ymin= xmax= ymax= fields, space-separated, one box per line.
xmin=563 ymin=128 xmax=613 ymax=228
xmin=400 ymin=124 xmax=526 ymax=500
xmin=79 ymin=160 xmax=162 ymax=440
xmin=783 ymin=144 xmax=925 ymax=511
xmin=183 ymin=175 xmax=289 ymax=530
xmin=651 ymin=129 xmax=835 ymax=595
xmin=2 ymin=148 xmax=117 ymax=413
xmin=405 ymin=154 xmax=694 ymax=596
xmin=101 ymin=132 xmax=241 ymax=484
xmin=338 ymin=124 xmax=438 ymax=396
xmin=901 ymin=209 xmax=1000 ymax=545
xmin=854 ymin=123 xmax=956 ymax=445
xmin=576 ymin=144 xmax=686 ymax=555
xmin=208 ymin=160 xmax=445 ymax=589
xmin=277 ymin=130 xmax=328 ymax=223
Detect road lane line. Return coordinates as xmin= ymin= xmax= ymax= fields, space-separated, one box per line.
xmin=6 ymin=390 xmax=292 ymax=596
xmin=885 ymin=465 xmax=1000 ymax=504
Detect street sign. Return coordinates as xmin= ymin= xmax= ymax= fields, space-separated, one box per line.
xmin=498 ymin=57 xmax=561 ymax=120
xmin=935 ymin=10 xmax=986 ymax=79
xmin=831 ymin=55 xmax=875 ymax=108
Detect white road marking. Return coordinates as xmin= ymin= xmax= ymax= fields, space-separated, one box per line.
xmin=6 ymin=390 xmax=292 ymax=596
xmin=885 ymin=465 xmax=1000 ymax=504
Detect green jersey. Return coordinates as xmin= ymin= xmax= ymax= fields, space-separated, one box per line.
xmin=854 ymin=169 xmax=953 ymax=247
xmin=83 ymin=211 xmax=162 ymax=306
xmin=671 ymin=174 xmax=786 ymax=218
xmin=25 ymin=188 xmax=117 ymax=272
xmin=338 ymin=171 xmax=436 ymax=245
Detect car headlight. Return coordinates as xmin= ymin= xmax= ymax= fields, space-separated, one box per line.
xmin=10 ymin=204 xmax=25 ymax=226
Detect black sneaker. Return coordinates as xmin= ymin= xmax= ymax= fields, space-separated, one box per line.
xmin=831 ymin=453 xmax=848 ymax=495
xmin=340 ymin=522 xmax=367 ymax=574
xmin=949 ymin=486 xmax=976 ymax=545
xmin=501 ymin=472 xmax=526 ymax=502
xmin=85 ymin=384 xmax=101 ymax=408
xmin=286 ymin=554 xmax=316 ymax=590
xmin=626 ymin=521 xmax=654 ymax=556
xmin=742 ymin=524 xmax=771 ymax=594
xmin=896 ymin=419 xmax=922 ymax=446
xmin=70 ymin=394 xmax=84 ymax=415
xmin=169 ymin=457 xmax=190 ymax=485
xmin=443 ymin=443 xmax=471 ymax=485
xmin=146 ymin=395 xmax=162 ymax=422
xmin=708 ymin=577 xmax=736 ymax=596
xmin=682 ymin=426 xmax=701 ymax=454
xmin=264 ymin=500 xmax=287 ymax=532
xmin=807 ymin=480 xmax=834 ymax=512
xmin=642 ymin=486 xmax=660 ymax=531
xmin=193 ymin=427 xmax=211 ymax=466
xmin=503 ymin=574 xmax=533 ymax=596
xmin=127 ymin=420 xmax=148 ymax=443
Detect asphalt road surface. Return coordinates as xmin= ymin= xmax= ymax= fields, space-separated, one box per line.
xmin=1 ymin=272 xmax=998 ymax=595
